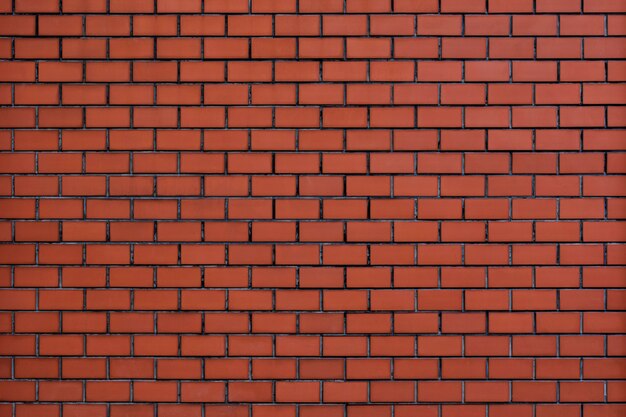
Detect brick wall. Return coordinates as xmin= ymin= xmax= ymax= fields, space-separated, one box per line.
xmin=0 ymin=0 xmax=625 ymax=416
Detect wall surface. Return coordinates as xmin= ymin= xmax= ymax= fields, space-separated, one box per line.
xmin=0 ymin=0 xmax=625 ymax=416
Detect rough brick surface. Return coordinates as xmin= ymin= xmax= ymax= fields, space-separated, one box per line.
xmin=0 ymin=0 xmax=625 ymax=416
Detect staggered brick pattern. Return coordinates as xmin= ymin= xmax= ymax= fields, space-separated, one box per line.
xmin=0 ymin=0 xmax=625 ymax=416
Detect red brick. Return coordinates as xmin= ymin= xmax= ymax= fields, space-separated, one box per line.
xmin=0 ymin=1 xmax=623 ymax=411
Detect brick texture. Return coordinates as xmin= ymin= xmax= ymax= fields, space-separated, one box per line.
xmin=0 ymin=0 xmax=625 ymax=416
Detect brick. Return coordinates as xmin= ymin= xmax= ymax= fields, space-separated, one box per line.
xmin=490 ymin=38 xmax=535 ymax=59
xmin=346 ymin=38 xmax=391 ymax=59
xmin=300 ymin=38 xmax=344 ymax=59
xmin=442 ymin=38 xmax=487 ymax=59
xmin=370 ymin=15 xmax=414 ymax=35
xmin=227 ymin=15 xmax=271 ymax=36
xmin=134 ymin=15 xmax=177 ymax=36
xmin=418 ymin=15 xmax=462 ymax=35
xmin=465 ymin=15 xmax=510 ymax=35
xmin=252 ymin=38 xmax=297 ymax=59
xmin=394 ymin=38 xmax=439 ymax=59
xmin=276 ymin=15 xmax=320 ymax=36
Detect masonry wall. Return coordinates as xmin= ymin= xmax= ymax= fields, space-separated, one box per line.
xmin=0 ymin=0 xmax=625 ymax=416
